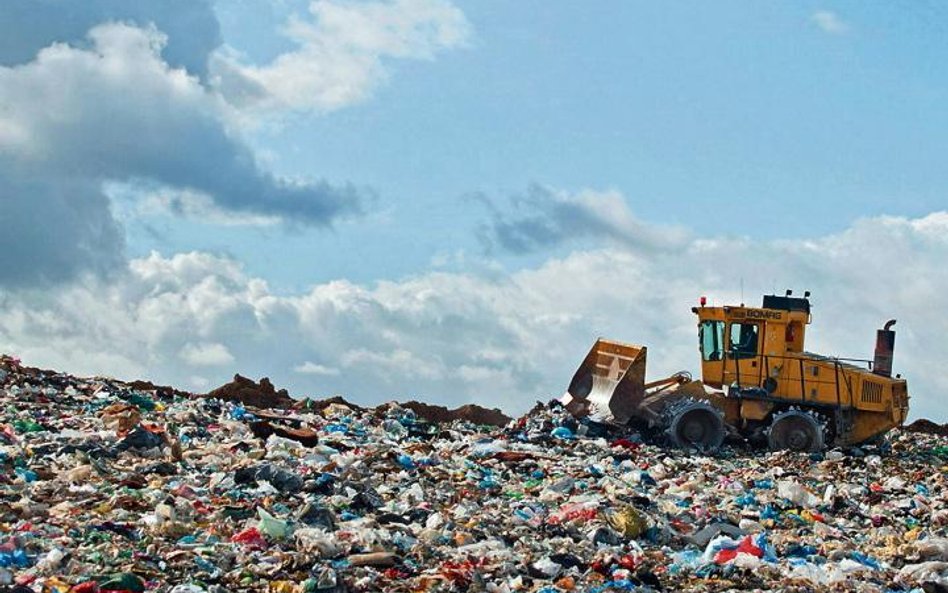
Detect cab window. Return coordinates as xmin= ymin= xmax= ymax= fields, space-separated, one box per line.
xmin=729 ymin=322 xmax=759 ymax=359
xmin=700 ymin=320 xmax=725 ymax=361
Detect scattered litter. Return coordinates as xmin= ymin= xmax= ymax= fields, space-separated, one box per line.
xmin=0 ymin=354 xmax=945 ymax=592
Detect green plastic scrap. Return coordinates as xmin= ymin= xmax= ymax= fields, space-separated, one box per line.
xmin=96 ymin=572 xmax=146 ymax=592
xmin=930 ymin=446 xmax=948 ymax=458
xmin=258 ymin=507 xmax=291 ymax=539
xmin=13 ymin=419 xmax=44 ymax=433
xmin=122 ymin=392 xmax=157 ymax=412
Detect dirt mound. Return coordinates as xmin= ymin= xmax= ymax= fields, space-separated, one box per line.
xmin=127 ymin=379 xmax=189 ymax=399
xmin=205 ymin=374 xmax=295 ymax=409
xmin=202 ymin=374 xmax=509 ymax=425
xmin=452 ymin=404 xmax=512 ymax=426
xmin=400 ymin=400 xmax=511 ymax=427
xmin=904 ymin=419 xmax=948 ymax=437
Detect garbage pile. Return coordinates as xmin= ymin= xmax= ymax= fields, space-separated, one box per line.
xmin=1 ymin=354 xmax=947 ymax=593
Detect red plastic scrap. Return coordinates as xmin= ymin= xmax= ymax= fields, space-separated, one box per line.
xmin=610 ymin=438 xmax=640 ymax=451
xmin=230 ymin=526 xmax=268 ymax=549
xmin=69 ymin=583 xmax=99 ymax=593
xmin=617 ymin=555 xmax=638 ymax=570
xmin=441 ymin=560 xmax=474 ymax=585
xmin=382 ymin=568 xmax=409 ymax=580
xmin=440 ymin=558 xmax=487 ymax=586
xmin=713 ymin=536 xmax=764 ymax=564
xmin=547 ymin=503 xmax=598 ymax=525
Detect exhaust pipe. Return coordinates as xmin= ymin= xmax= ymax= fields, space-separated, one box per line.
xmin=873 ymin=319 xmax=896 ymax=377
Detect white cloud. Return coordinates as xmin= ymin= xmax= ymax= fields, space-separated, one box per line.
xmin=0 ymin=22 xmax=362 ymax=285
xmin=812 ymin=10 xmax=849 ymax=35
xmin=211 ymin=0 xmax=471 ymax=114
xmin=180 ymin=342 xmax=235 ymax=366
xmin=341 ymin=348 xmax=444 ymax=380
xmin=294 ymin=361 xmax=341 ymax=376
xmin=0 ymin=2 xmax=471 ymax=286
xmin=0 ymin=208 xmax=946 ymax=421
xmin=189 ymin=376 xmax=211 ymax=389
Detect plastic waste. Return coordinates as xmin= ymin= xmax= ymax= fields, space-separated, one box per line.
xmin=606 ymin=506 xmax=647 ymax=539
xmin=0 ymin=355 xmax=945 ymax=592
xmin=170 ymin=585 xmax=207 ymax=593
xmin=95 ymin=573 xmax=146 ymax=592
xmin=115 ymin=424 xmax=164 ymax=451
xmin=776 ymin=479 xmax=821 ymax=508
xmin=253 ymin=463 xmax=304 ymax=493
xmin=258 ymin=507 xmax=291 ymax=539
xmin=231 ymin=526 xmax=268 ymax=549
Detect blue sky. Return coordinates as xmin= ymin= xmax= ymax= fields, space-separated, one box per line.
xmin=1 ymin=1 xmax=947 ymax=419
xmin=112 ymin=1 xmax=948 ymax=291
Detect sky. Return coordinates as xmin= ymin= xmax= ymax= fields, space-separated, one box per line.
xmin=0 ymin=1 xmax=946 ymax=420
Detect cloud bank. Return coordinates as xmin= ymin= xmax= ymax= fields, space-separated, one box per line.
xmin=0 ymin=0 xmax=470 ymax=286
xmin=0 ymin=23 xmax=358 ymax=285
xmin=1 ymin=208 xmax=945 ymax=420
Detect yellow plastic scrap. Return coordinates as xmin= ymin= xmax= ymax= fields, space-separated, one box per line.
xmin=41 ymin=577 xmax=71 ymax=593
xmin=606 ymin=506 xmax=647 ymax=539
xmin=268 ymin=581 xmax=298 ymax=593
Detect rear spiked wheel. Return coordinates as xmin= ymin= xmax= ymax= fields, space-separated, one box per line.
xmin=767 ymin=409 xmax=826 ymax=452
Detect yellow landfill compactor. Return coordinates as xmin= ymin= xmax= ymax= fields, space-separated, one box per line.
xmin=561 ymin=293 xmax=909 ymax=452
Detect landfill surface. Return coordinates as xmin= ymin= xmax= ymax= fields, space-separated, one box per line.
xmin=2 ymin=355 xmax=948 ymax=593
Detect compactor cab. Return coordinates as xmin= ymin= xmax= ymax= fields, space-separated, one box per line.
xmin=694 ymin=294 xmax=811 ymax=394
xmin=692 ymin=293 xmax=909 ymax=450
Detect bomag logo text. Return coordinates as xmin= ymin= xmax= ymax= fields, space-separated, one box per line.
xmin=733 ymin=309 xmax=783 ymax=321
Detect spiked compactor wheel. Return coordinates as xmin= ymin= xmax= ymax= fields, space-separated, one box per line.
xmin=767 ymin=409 xmax=826 ymax=452
xmin=665 ymin=399 xmax=726 ymax=450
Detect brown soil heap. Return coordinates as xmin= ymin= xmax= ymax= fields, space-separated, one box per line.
xmin=204 ymin=374 xmax=296 ymax=409
xmin=904 ymin=418 xmax=948 ymax=437
xmin=400 ymin=400 xmax=511 ymax=427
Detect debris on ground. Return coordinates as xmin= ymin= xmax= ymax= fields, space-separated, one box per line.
xmin=0 ymin=353 xmax=946 ymax=592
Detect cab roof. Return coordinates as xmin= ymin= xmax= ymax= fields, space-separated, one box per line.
xmin=762 ymin=294 xmax=811 ymax=314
